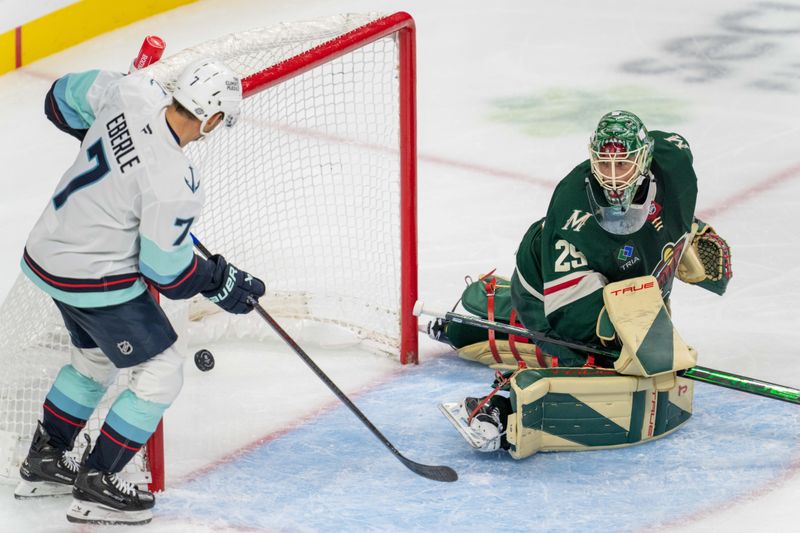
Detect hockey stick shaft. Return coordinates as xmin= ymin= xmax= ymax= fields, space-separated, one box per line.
xmin=191 ymin=236 xmax=457 ymax=482
xmin=414 ymin=301 xmax=800 ymax=405
xmin=417 ymin=303 xmax=620 ymax=359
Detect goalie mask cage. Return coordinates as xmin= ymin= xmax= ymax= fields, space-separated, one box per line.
xmin=0 ymin=11 xmax=417 ymax=493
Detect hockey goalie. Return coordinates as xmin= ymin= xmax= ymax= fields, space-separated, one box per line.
xmin=431 ymin=110 xmax=732 ymax=458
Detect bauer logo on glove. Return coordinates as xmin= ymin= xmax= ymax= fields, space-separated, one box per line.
xmin=209 ymin=265 xmax=240 ymax=303
xmin=202 ymin=256 xmax=265 ymax=314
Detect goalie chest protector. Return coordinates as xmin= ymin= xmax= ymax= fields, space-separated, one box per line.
xmin=505 ymin=368 xmax=693 ymax=459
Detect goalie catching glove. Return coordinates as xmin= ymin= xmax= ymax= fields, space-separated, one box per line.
xmin=202 ymin=255 xmax=265 ymax=314
xmin=677 ymin=218 xmax=732 ymax=295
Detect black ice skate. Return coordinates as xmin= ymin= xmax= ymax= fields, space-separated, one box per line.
xmin=14 ymin=421 xmax=80 ymax=499
xmin=67 ymin=466 xmax=155 ymax=525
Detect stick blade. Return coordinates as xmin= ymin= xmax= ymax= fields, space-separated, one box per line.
xmin=398 ymin=456 xmax=458 ymax=482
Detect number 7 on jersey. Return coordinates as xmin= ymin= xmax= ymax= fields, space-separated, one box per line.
xmin=52 ymin=139 xmax=111 ymax=209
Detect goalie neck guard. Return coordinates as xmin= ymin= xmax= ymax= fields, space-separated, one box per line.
xmin=585 ymin=173 xmax=656 ymax=235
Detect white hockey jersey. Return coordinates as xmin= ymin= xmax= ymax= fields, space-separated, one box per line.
xmin=23 ymin=70 xmax=204 ymax=308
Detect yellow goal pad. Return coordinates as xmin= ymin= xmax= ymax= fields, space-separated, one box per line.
xmin=505 ymin=368 xmax=693 ymax=459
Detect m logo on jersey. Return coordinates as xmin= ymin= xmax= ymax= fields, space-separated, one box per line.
xmin=184 ymin=166 xmax=200 ymax=193
xmin=562 ymin=210 xmax=592 ymax=232
xmin=664 ymin=134 xmax=689 ymax=150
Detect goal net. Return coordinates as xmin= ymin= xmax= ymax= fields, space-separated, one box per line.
xmin=0 ymin=11 xmax=417 ymax=492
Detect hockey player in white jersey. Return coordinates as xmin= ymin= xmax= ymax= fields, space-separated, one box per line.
xmin=14 ymin=57 xmax=265 ymax=525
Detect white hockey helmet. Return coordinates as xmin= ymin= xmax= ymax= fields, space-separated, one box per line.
xmin=172 ymin=58 xmax=242 ymax=135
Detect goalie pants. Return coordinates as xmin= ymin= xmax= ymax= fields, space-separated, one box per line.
xmin=41 ymin=293 xmax=184 ymax=473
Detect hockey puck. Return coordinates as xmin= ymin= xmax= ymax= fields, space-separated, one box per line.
xmin=194 ymin=349 xmax=215 ymax=372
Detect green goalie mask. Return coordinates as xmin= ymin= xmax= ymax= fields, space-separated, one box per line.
xmin=586 ymin=110 xmax=656 ymax=235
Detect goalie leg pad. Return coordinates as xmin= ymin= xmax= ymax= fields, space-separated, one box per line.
xmin=456 ymin=340 xmax=553 ymax=370
xmin=505 ymin=368 xmax=693 ymax=459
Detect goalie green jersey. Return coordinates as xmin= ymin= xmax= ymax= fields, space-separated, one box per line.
xmin=511 ymin=131 xmax=697 ymax=365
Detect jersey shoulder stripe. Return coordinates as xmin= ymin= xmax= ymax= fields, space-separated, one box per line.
xmin=514 ymin=265 xmax=543 ymax=301
xmin=52 ymin=70 xmax=103 ymax=130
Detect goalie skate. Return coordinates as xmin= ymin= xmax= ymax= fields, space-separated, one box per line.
xmin=439 ymin=400 xmax=503 ymax=452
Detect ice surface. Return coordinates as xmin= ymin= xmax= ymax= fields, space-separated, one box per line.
xmin=1 ymin=0 xmax=799 ymax=531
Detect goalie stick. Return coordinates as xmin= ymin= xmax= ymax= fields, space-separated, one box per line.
xmin=414 ymin=301 xmax=800 ymax=405
xmin=191 ymin=235 xmax=458 ymax=483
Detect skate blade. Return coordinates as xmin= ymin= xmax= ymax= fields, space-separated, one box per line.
xmin=439 ymin=402 xmax=495 ymax=450
xmin=13 ymin=478 xmax=73 ymax=499
xmin=66 ymin=498 xmax=153 ymax=526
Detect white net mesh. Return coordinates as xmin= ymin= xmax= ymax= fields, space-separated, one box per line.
xmin=170 ymin=13 xmax=403 ymax=354
xmin=0 ymin=12 xmax=409 ymax=484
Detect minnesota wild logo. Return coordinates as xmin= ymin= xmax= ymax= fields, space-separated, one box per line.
xmin=651 ymin=234 xmax=690 ymax=298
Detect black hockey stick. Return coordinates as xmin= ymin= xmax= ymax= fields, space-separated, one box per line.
xmin=414 ymin=301 xmax=800 ymax=405
xmin=191 ymin=235 xmax=457 ymax=482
